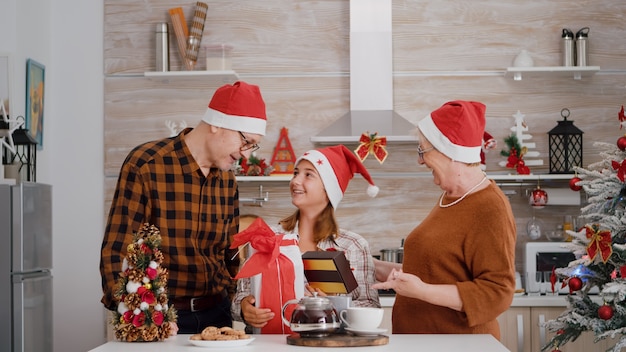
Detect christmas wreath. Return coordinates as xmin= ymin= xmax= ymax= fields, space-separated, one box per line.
xmin=111 ymin=224 xmax=177 ymax=342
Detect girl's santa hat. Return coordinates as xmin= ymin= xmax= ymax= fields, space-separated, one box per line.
xmin=202 ymin=81 xmax=267 ymax=135
xmin=417 ymin=100 xmax=486 ymax=163
xmin=297 ymin=145 xmax=379 ymax=209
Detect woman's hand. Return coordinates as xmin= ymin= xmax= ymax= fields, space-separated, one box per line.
xmin=372 ymin=258 xmax=402 ymax=283
xmin=241 ymin=295 xmax=275 ymax=328
xmin=305 ymin=284 xmax=327 ymax=296
xmin=372 ymin=269 xmax=463 ymax=311
xmin=371 ymin=269 xmax=423 ymax=298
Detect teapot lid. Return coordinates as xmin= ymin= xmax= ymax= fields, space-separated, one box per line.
xmin=299 ymin=293 xmax=332 ymax=309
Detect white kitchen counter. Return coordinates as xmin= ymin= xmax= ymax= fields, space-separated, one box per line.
xmin=380 ymin=294 xmax=602 ymax=308
xmin=89 ymin=333 xmax=509 ymax=352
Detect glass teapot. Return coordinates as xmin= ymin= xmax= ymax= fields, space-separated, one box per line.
xmin=281 ymin=293 xmax=341 ymax=337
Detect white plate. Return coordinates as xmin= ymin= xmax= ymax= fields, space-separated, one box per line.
xmin=345 ymin=327 xmax=387 ymax=336
xmin=188 ymin=337 xmax=255 ymax=348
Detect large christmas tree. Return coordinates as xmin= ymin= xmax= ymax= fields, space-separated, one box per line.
xmin=542 ymin=106 xmax=626 ymax=352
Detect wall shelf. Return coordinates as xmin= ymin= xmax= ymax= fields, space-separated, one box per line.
xmin=488 ymin=173 xmax=573 ymax=181
xmin=236 ymin=175 xmax=292 ymax=182
xmin=236 ymin=173 xmax=574 ymax=182
xmin=143 ymin=70 xmax=239 ymax=83
xmin=505 ymin=66 xmax=600 ymax=81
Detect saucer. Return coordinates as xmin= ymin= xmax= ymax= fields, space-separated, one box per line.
xmin=345 ymin=327 xmax=387 ymax=336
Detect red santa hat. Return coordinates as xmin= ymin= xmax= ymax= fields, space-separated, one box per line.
xmin=296 ymin=145 xmax=379 ymax=209
xmin=417 ymin=100 xmax=486 ymax=163
xmin=202 ymin=81 xmax=267 ymax=135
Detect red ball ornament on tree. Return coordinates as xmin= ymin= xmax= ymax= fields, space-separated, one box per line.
xmin=568 ymin=277 xmax=583 ymax=292
xmin=618 ymin=135 xmax=626 ymax=151
xmin=598 ymin=304 xmax=614 ymax=320
xmin=569 ymin=177 xmax=582 ymax=191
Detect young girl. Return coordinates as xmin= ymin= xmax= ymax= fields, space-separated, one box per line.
xmin=231 ymin=145 xmax=381 ymax=333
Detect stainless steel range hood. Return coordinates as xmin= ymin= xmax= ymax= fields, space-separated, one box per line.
xmin=310 ymin=0 xmax=417 ymax=144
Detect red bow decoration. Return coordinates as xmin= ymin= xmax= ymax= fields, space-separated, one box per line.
xmin=550 ymin=267 xmax=557 ymax=294
xmin=612 ymin=159 xmax=626 ymax=182
xmin=230 ymin=217 xmax=297 ymax=334
xmin=505 ymin=148 xmax=530 ymax=175
xmin=354 ymin=132 xmax=388 ymax=164
xmin=619 ymin=105 xmax=625 ymax=129
xmin=585 ymin=224 xmax=613 ymax=263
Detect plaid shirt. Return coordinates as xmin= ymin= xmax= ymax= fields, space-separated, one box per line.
xmin=100 ymin=128 xmax=240 ymax=310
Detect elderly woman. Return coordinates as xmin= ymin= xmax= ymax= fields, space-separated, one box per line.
xmin=373 ymin=101 xmax=516 ymax=339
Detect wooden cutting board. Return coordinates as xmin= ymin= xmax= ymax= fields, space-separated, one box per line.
xmin=286 ymin=332 xmax=389 ymax=347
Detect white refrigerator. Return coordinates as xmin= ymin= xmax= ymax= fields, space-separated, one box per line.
xmin=0 ymin=182 xmax=53 ymax=352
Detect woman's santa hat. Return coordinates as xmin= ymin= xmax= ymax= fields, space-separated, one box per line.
xmin=417 ymin=100 xmax=486 ymax=164
xmin=202 ymin=81 xmax=267 ymax=135
xmin=296 ymin=145 xmax=379 ymax=209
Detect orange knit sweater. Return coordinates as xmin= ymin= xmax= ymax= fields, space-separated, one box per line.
xmin=392 ymin=181 xmax=516 ymax=339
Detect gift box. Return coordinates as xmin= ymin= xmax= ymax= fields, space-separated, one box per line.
xmin=302 ymin=251 xmax=358 ymax=294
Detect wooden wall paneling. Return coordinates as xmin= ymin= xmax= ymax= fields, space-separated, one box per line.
xmin=103 ymin=0 xmax=626 ymax=273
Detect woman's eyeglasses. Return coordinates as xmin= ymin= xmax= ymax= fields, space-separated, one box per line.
xmin=417 ymin=145 xmax=434 ymax=161
xmin=239 ymin=131 xmax=260 ymax=152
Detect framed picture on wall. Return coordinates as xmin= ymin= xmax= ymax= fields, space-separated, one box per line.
xmin=0 ymin=53 xmax=11 ymax=118
xmin=25 ymin=58 xmax=45 ymax=149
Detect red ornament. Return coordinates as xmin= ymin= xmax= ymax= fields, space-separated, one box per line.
xmin=568 ymin=277 xmax=583 ymax=292
xmin=618 ymin=135 xmax=626 ymax=151
xmin=569 ymin=177 xmax=582 ymax=191
xmin=551 ymin=348 xmax=561 ymax=352
xmin=529 ymin=187 xmax=548 ymax=208
xmin=598 ymin=304 xmax=614 ymax=320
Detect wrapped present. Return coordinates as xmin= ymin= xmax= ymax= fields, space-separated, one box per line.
xmin=231 ymin=217 xmax=304 ymax=334
xmin=302 ymin=251 xmax=358 ymax=294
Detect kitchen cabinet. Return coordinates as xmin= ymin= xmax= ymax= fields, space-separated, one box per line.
xmin=497 ymin=306 xmax=616 ymax=352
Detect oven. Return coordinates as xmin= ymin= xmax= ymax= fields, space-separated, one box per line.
xmin=525 ymin=242 xmax=598 ymax=294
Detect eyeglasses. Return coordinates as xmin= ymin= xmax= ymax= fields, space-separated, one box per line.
xmin=239 ymin=131 xmax=260 ymax=152
xmin=417 ymin=144 xmax=434 ymax=161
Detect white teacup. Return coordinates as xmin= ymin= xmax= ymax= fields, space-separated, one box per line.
xmin=339 ymin=307 xmax=384 ymax=330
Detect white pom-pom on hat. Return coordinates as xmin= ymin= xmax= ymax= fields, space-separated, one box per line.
xmin=367 ymin=184 xmax=380 ymax=198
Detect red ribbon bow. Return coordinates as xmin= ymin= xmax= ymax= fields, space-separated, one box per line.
xmin=354 ymin=132 xmax=388 ymax=164
xmin=612 ymin=159 xmax=626 ymax=182
xmin=619 ymin=105 xmax=625 ymax=129
xmin=585 ymin=224 xmax=613 ymax=263
xmin=505 ymin=148 xmax=530 ymax=175
xmin=230 ymin=217 xmax=297 ymax=334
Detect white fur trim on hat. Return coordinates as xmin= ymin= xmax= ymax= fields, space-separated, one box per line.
xmin=417 ymin=114 xmax=482 ymax=163
xmin=297 ymin=150 xmax=343 ymax=209
xmin=202 ymin=108 xmax=267 ymax=136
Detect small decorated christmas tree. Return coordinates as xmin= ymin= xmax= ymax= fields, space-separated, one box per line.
xmin=111 ymin=223 xmax=177 ymax=342
xmin=542 ymin=106 xmax=626 ymax=352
